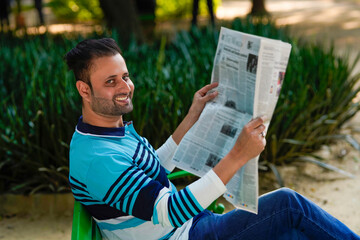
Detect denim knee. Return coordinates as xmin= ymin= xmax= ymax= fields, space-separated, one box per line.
xmin=271 ymin=187 xmax=301 ymax=208
xmin=270 ymin=187 xmax=296 ymax=200
xmin=274 ymin=187 xmax=313 ymax=215
xmin=275 ymin=187 xmax=296 ymax=197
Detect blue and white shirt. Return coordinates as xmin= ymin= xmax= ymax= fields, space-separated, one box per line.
xmin=69 ymin=117 xmax=227 ymax=240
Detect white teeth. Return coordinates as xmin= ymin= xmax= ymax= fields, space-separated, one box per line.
xmin=116 ymin=96 xmax=128 ymax=101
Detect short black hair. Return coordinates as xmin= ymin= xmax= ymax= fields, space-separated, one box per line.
xmin=64 ymin=38 xmax=122 ymax=88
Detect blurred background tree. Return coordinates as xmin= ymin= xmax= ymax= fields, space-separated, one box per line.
xmin=250 ymin=0 xmax=268 ymax=16
xmin=47 ymin=0 xmax=103 ymax=21
xmin=9 ymin=0 xmax=266 ymax=37
xmin=47 ymin=0 xmax=221 ymax=44
xmin=98 ymin=0 xmax=144 ymax=44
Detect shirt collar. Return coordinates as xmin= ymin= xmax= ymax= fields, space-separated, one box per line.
xmin=76 ymin=116 xmax=132 ymax=137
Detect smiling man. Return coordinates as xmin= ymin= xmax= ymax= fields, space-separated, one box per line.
xmin=65 ymin=38 xmax=360 ymax=240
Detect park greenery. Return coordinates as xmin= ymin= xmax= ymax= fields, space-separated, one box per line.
xmin=46 ymin=0 xmax=220 ymax=21
xmin=0 ymin=17 xmax=359 ymax=194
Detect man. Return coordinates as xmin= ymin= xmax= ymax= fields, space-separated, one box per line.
xmin=65 ymin=38 xmax=360 ymax=240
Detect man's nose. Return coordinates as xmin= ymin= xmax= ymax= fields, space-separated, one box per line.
xmin=118 ymin=78 xmax=131 ymax=91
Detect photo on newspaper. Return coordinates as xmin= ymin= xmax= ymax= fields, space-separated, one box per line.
xmin=172 ymin=27 xmax=292 ymax=214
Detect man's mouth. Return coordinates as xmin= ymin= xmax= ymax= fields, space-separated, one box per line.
xmin=115 ymin=96 xmax=128 ymax=101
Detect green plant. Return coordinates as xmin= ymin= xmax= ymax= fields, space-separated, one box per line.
xmin=47 ymin=0 xmax=103 ymax=21
xmin=46 ymin=0 xmax=220 ymax=22
xmin=0 ymin=33 xmax=83 ymax=193
xmin=156 ymin=0 xmax=221 ymax=20
xmin=261 ymin=43 xmax=360 ymax=182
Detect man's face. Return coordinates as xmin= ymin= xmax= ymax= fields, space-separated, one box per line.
xmin=87 ymin=53 xmax=134 ymax=117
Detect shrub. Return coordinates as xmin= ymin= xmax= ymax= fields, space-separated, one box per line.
xmin=0 ymin=34 xmax=82 ymax=193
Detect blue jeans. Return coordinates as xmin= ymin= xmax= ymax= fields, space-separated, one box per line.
xmin=189 ymin=188 xmax=360 ymax=240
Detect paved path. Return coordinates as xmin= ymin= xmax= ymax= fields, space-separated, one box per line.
xmin=220 ymin=0 xmax=360 ymax=48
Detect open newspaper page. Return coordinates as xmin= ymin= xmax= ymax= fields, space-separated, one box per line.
xmin=172 ymin=27 xmax=291 ymax=214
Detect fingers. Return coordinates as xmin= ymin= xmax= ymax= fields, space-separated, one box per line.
xmin=243 ymin=117 xmax=267 ymax=141
xmin=247 ymin=116 xmax=265 ymax=129
xmin=197 ymin=82 xmax=219 ymax=96
xmin=194 ymin=82 xmax=219 ymax=104
xmin=255 ymin=124 xmax=266 ymax=135
xmin=202 ymin=90 xmax=218 ymax=102
xmin=261 ymin=137 xmax=267 ymax=149
xmin=233 ymin=119 xmax=267 ymax=161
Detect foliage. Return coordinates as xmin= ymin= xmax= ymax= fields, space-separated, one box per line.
xmin=46 ymin=0 xmax=220 ymax=22
xmin=156 ymin=0 xmax=221 ymax=20
xmin=0 ymin=33 xmax=85 ymax=194
xmin=47 ymin=0 xmax=103 ymax=21
xmin=1 ymin=17 xmax=359 ymax=194
xmin=262 ymin=43 xmax=360 ymax=166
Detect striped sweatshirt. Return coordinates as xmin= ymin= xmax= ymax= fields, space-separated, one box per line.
xmin=69 ymin=117 xmax=227 ymax=240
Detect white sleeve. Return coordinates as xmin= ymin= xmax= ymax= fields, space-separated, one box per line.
xmin=187 ymin=169 xmax=227 ymax=208
xmin=152 ymin=169 xmax=227 ymax=227
xmin=156 ymin=136 xmax=177 ymax=172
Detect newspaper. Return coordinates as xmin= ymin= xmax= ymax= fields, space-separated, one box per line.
xmin=172 ymin=27 xmax=292 ymax=214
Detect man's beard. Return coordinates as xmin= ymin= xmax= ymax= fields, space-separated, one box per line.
xmin=90 ymin=94 xmax=133 ymax=117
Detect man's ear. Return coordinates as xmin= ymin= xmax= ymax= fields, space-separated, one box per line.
xmin=76 ymin=81 xmax=91 ymax=103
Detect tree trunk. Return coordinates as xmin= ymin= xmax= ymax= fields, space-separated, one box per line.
xmin=250 ymin=0 xmax=268 ymax=16
xmin=98 ymin=0 xmax=144 ymax=46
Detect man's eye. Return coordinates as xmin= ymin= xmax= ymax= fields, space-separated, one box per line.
xmin=122 ymin=76 xmax=130 ymax=81
xmin=106 ymin=79 xmax=115 ymax=84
